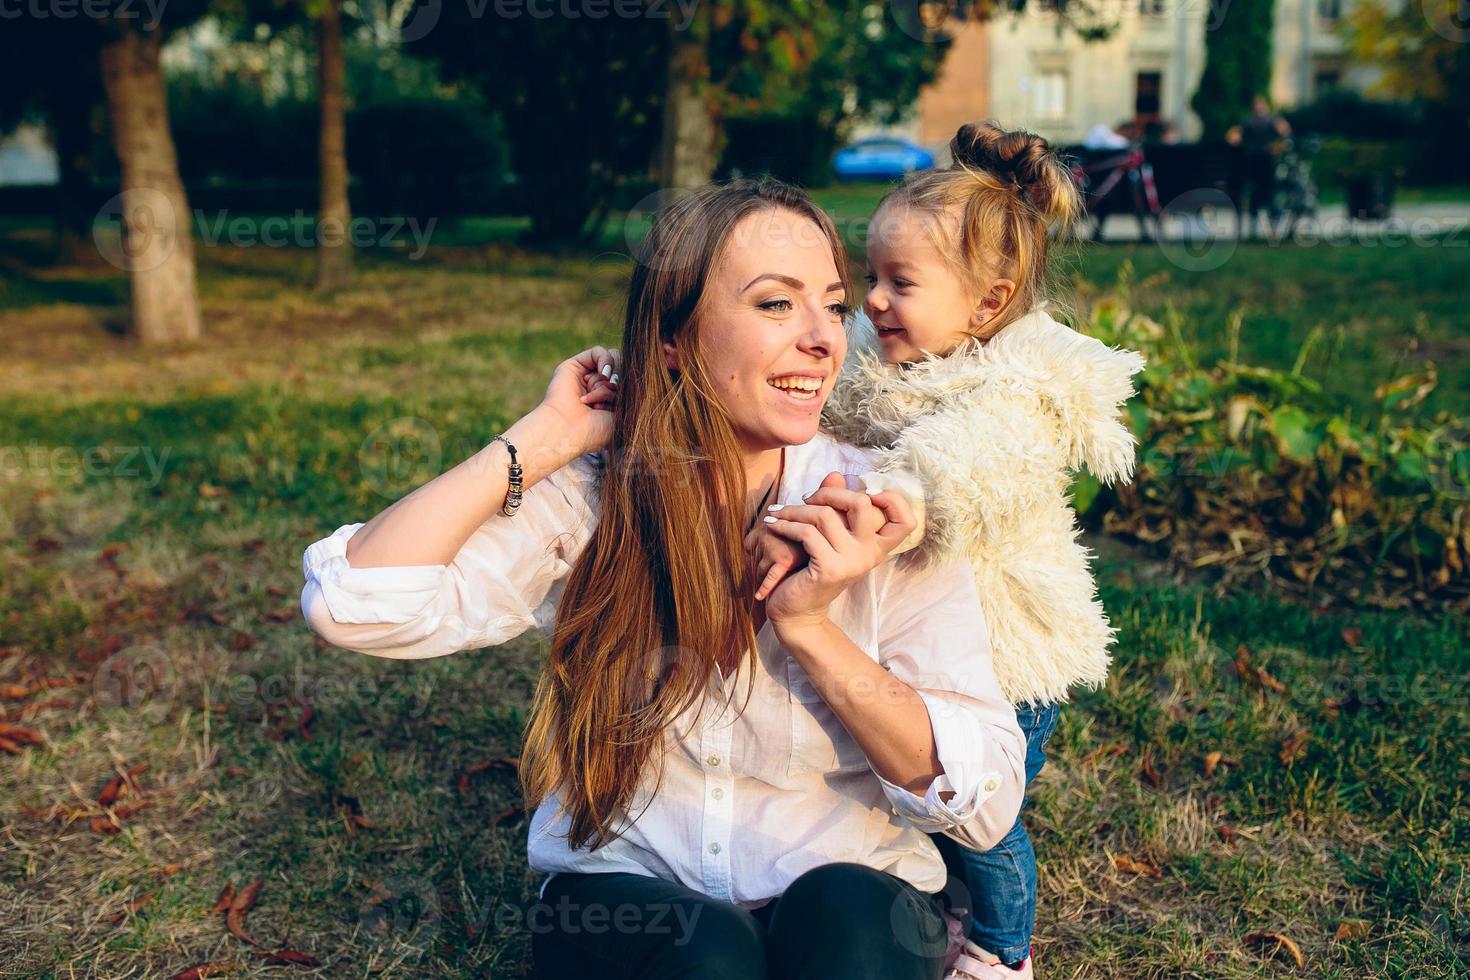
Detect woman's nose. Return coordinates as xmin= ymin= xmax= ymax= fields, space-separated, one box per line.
xmin=797 ymin=301 xmax=842 ymax=359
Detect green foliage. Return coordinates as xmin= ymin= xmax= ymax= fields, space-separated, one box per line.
xmin=1078 ymin=268 xmax=1470 ymax=613
xmin=404 ymin=2 xmax=666 ymax=242
xmin=1189 ymin=0 xmax=1276 ymax=138
xmin=715 ymin=1 xmax=948 ymax=184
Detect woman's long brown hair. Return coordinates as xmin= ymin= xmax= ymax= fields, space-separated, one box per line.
xmin=520 ymin=179 xmax=850 ymax=850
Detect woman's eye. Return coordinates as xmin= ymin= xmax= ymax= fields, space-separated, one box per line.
xmin=759 ymin=298 xmax=793 ymax=312
xmin=827 ymin=302 xmax=851 ymax=316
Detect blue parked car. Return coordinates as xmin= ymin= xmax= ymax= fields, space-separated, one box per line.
xmin=831 ymin=136 xmax=936 ymax=181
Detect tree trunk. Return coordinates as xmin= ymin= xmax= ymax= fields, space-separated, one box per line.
xmin=315 ymin=0 xmax=352 ymax=293
xmin=657 ymin=11 xmax=719 ymax=190
xmin=97 ymin=28 xmax=201 ymax=345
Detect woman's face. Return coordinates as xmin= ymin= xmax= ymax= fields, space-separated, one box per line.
xmin=675 ymin=209 xmax=849 ymax=454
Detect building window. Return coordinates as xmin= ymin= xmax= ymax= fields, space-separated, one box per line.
xmin=1314 ymin=70 xmax=1341 ymax=95
xmin=1317 ymin=0 xmax=1341 ymax=21
xmin=1033 ymin=71 xmax=1068 ymax=121
xmin=1135 ymin=71 xmax=1162 ymax=122
xmin=1138 ymin=0 xmax=1167 ymax=15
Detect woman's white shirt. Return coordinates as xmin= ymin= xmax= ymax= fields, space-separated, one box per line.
xmin=300 ymin=431 xmax=1025 ymax=908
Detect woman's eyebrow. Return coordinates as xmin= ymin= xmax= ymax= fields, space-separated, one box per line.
xmin=740 ymin=273 xmax=846 ymax=295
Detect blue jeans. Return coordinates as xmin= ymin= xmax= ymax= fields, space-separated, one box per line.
xmin=931 ymin=701 xmax=1060 ymax=967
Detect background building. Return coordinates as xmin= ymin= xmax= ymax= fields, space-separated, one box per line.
xmin=902 ymin=0 xmax=1374 ymax=150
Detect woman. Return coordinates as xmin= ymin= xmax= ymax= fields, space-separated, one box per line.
xmin=300 ymin=179 xmax=1026 ymax=979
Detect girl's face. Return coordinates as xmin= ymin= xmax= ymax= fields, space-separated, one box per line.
xmin=668 ymin=209 xmax=849 ymax=455
xmin=863 ymin=205 xmax=986 ymax=364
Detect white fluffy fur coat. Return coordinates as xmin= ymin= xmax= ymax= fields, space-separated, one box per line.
xmin=824 ymin=307 xmax=1146 ymax=707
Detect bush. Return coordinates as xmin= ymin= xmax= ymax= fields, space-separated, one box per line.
xmin=1076 ymin=267 xmax=1470 ymax=614
xmin=165 ymin=77 xmax=513 ymax=216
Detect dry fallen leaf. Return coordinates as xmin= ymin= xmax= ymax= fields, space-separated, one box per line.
xmin=1280 ymin=730 xmax=1310 ymax=767
xmin=0 ymin=683 xmax=33 ymax=700
xmin=1334 ymin=919 xmax=1372 ymax=941
xmin=1243 ymin=931 xmax=1305 ymax=968
xmin=257 ymin=949 xmax=321 ymax=967
xmin=491 ymin=804 xmax=526 ymax=828
xmin=98 ymin=761 xmax=148 ymax=806
xmin=1112 ymin=854 xmax=1163 ymax=878
xmin=1139 ymin=751 xmax=1162 ymax=788
xmin=212 ymin=883 xmax=236 ymax=914
xmin=0 ymin=722 xmax=44 ymax=749
xmin=170 ymin=964 xmax=235 ymax=980
xmin=226 ymin=880 xmax=265 ymax=947
xmin=1232 ymin=644 xmax=1253 ymax=679
xmin=1254 ymin=666 xmax=1289 ymax=694
xmin=108 ymin=892 xmax=155 ymax=925
xmin=1341 ymin=627 xmax=1363 ymax=647
xmin=1217 ymin=825 xmax=1238 ymax=845
xmin=456 ymin=757 xmax=520 ymax=796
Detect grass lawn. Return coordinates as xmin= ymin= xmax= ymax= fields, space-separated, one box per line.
xmin=0 ymin=220 xmax=1466 ymax=978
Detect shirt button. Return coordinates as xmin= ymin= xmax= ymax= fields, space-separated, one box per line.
xmin=983 ymin=777 xmax=1000 ymax=792
xmin=708 ymin=842 xmax=721 ymax=855
xmin=706 ymin=754 xmax=721 ymax=767
xmin=711 ymin=787 xmax=725 ymax=800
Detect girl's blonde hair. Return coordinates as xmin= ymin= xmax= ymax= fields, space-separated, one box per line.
xmin=877 ymin=120 xmax=1081 ymax=336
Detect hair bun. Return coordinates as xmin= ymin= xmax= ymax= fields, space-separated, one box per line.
xmin=949 ymin=120 xmax=1078 ymax=226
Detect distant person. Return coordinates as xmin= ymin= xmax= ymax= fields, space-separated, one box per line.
xmin=1227 ymin=95 xmax=1292 ymax=239
xmin=1082 ymin=123 xmax=1129 ymax=150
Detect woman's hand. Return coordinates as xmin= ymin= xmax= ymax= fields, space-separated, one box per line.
xmin=762 ymin=471 xmax=916 ymax=635
xmin=538 ymin=346 xmax=622 ymax=457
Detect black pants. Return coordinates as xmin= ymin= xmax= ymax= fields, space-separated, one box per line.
xmin=530 ymin=862 xmax=950 ymax=979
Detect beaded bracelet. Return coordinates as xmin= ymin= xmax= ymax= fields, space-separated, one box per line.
xmin=491 ymin=435 xmax=523 ymax=517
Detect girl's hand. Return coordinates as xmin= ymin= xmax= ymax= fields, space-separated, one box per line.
xmin=744 ymin=523 xmax=807 ymax=602
xmin=762 ymin=471 xmax=917 ymax=634
xmin=538 ymin=346 xmax=621 ymax=456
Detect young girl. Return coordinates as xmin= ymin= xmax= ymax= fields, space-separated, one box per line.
xmin=753 ymin=121 xmax=1146 ymax=978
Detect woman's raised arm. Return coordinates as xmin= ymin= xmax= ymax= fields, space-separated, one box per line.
xmin=345 ymin=347 xmax=619 ymax=570
xmin=299 ymin=348 xmax=618 ymax=660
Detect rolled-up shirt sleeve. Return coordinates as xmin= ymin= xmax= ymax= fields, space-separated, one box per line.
xmin=872 ymin=556 xmax=1026 ymax=851
xmin=300 ymin=455 xmax=600 ymax=659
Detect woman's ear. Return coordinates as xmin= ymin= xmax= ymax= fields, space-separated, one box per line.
xmin=970 ymin=278 xmax=1016 ymax=336
xmin=661 ymin=341 xmax=680 ymax=371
